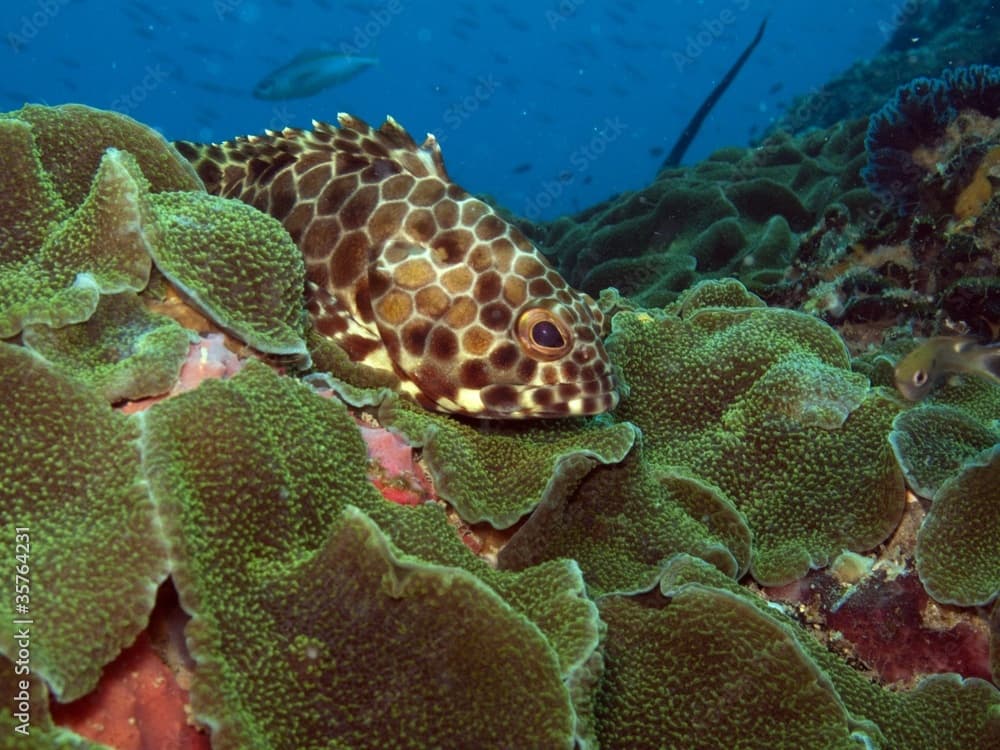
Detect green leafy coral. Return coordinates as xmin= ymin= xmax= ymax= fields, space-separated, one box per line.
xmin=889 ymin=403 xmax=1000 ymax=498
xmin=379 ymin=396 xmax=637 ymax=527
xmin=500 ymin=450 xmax=754 ymax=595
xmin=916 ymin=445 xmax=1000 ymax=606
xmin=596 ymin=586 xmax=870 ymax=749
xmin=2 ymin=99 xmax=995 ymax=749
xmin=148 ymin=191 xmax=308 ymax=360
xmin=140 ymin=362 xmax=599 ymax=748
xmin=595 ymin=554 xmax=1000 ymax=750
xmin=5 ymin=102 xmax=202 ymax=207
xmin=886 ymin=373 xmax=1000 ymax=606
xmin=257 ymin=505 xmax=577 ymax=748
xmin=22 ymin=292 xmax=193 ymax=402
xmin=538 ymin=119 xmax=876 ymax=306
xmin=0 ymin=343 xmax=169 ymax=702
xmin=501 ymin=280 xmax=904 ymax=590
xmin=0 ymin=124 xmax=156 ymax=338
xmin=1 ymin=102 xmax=307 ymax=364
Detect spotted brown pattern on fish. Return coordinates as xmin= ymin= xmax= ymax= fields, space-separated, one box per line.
xmin=174 ymin=113 xmax=619 ymax=418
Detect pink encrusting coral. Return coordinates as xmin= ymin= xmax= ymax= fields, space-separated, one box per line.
xmin=51 ymin=632 xmax=210 ymax=750
xmin=358 ymin=423 xmax=436 ymax=506
xmin=119 ymin=334 xmax=245 ymax=414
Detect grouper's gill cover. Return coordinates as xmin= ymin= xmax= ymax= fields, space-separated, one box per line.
xmin=174 ymin=114 xmax=619 ymax=418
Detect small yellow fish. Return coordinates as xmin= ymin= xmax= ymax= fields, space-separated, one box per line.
xmin=894 ymin=336 xmax=1000 ymax=400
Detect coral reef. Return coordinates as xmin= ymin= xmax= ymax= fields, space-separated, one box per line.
xmin=533 ymin=119 xmax=876 ymax=308
xmin=1 ymin=101 xmax=998 ymax=748
xmin=4 ymin=103 xmax=202 ymax=205
xmin=0 ymin=103 xmax=308 ymax=365
xmin=916 ymin=444 xmax=1000 ymax=606
xmin=890 ymin=390 xmax=1000 ymax=498
xmin=533 ymin=67 xmax=1000 ymax=346
xmin=605 ymin=555 xmax=1000 ymax=750
xmin=140 ymin=361 xmax=601 ymax=748
xmin=597 ymin=584 xmax=868 ymax=749
xmin=21 ymin=293 xmax=193 ymax=403
xmin=379 ymin=396 xmax=637 ymax=527
xmin=500 ymin=280 xmax=904 ymax=589
xmin=862 ymin=65 xmax=1000 ymax=215
xmin=0 ymin=343 xmax=168 ymax=702
xmin=0 ymin=126 xmax=155 ymax=338
xmin=146 ymin=190 xmax=307 ymax=360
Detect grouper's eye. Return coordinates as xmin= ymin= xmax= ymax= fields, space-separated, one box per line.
xmin=516 ymin=307 xmax=573 ymax=360
xmin=912 ymin=369 xmax=928 ymax=387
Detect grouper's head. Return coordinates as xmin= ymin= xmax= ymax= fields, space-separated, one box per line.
xmin=365 ymin=224 xmax=620 ymax=419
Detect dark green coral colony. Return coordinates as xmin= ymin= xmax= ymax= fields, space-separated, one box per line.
xmin=916 ymin=445 xmax=1000 ymax=607
xmin=500 ymin=280 xmax=904 ymax=590
xmin=140 ymin=362 xmax=596 ymax=748
xmin=0 ymin=103 xmax=308 ymax=366
xmin=0 ymin=343 xmax=169 ymax=703
xmin=594 ymin=555 xmax=1000 ymax=750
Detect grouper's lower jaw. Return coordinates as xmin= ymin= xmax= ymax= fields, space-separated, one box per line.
xmin=409 ymin=379 xmax=619 ymax=420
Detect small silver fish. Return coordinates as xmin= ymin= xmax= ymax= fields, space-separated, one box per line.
xmin=894 ymin=336 xmax=1000 ymax=400
xmin=252 ymin=51 xmax=377 ymax=100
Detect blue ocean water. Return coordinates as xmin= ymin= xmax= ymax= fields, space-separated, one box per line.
xmin=4 ymin=0 xmax=903 ymax=220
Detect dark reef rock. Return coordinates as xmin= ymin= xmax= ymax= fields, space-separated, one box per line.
xmin=863 ymin=66 xmax=1000 ymax=215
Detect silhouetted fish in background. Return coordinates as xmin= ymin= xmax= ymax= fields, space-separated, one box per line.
xmin=659 ymin=16 xmax=769 ymax=171
xmin=252 ymin=50 xmax=377 ymax=100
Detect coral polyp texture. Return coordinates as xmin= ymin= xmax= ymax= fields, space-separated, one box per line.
xmin=146 ymin=190 xmax=307 ymax=360
xmin=500 ymin=280 xmax=905 ymax=589
xmin=139 ymin=361 xmax=599 ymax=748
xmin=596 ymin=586 xmax=868 ymax=749
xmin=597 ymin=554 xmax=1000 ymax=750
xmin=0 ymin=103 xmax=308 ymax=364
xmin=1 ymin=102 xmax=998 ymax=748
xmin=916 ymin=445 xmax=1000 ymax=606
xmin=0 ymin=124 xmax=155 ymax=338
xmin=21 ymin=292 xmax=194 ymax=402
xmin=862 ymin=66 xmax=1000 ymax=216
xmin=5 ymin=103 xmax=203 ymax=205
xmin=0 ymin=343 xmax=169 ymax=703
xmin=378 ymin=395 xmax=637 ymax=527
